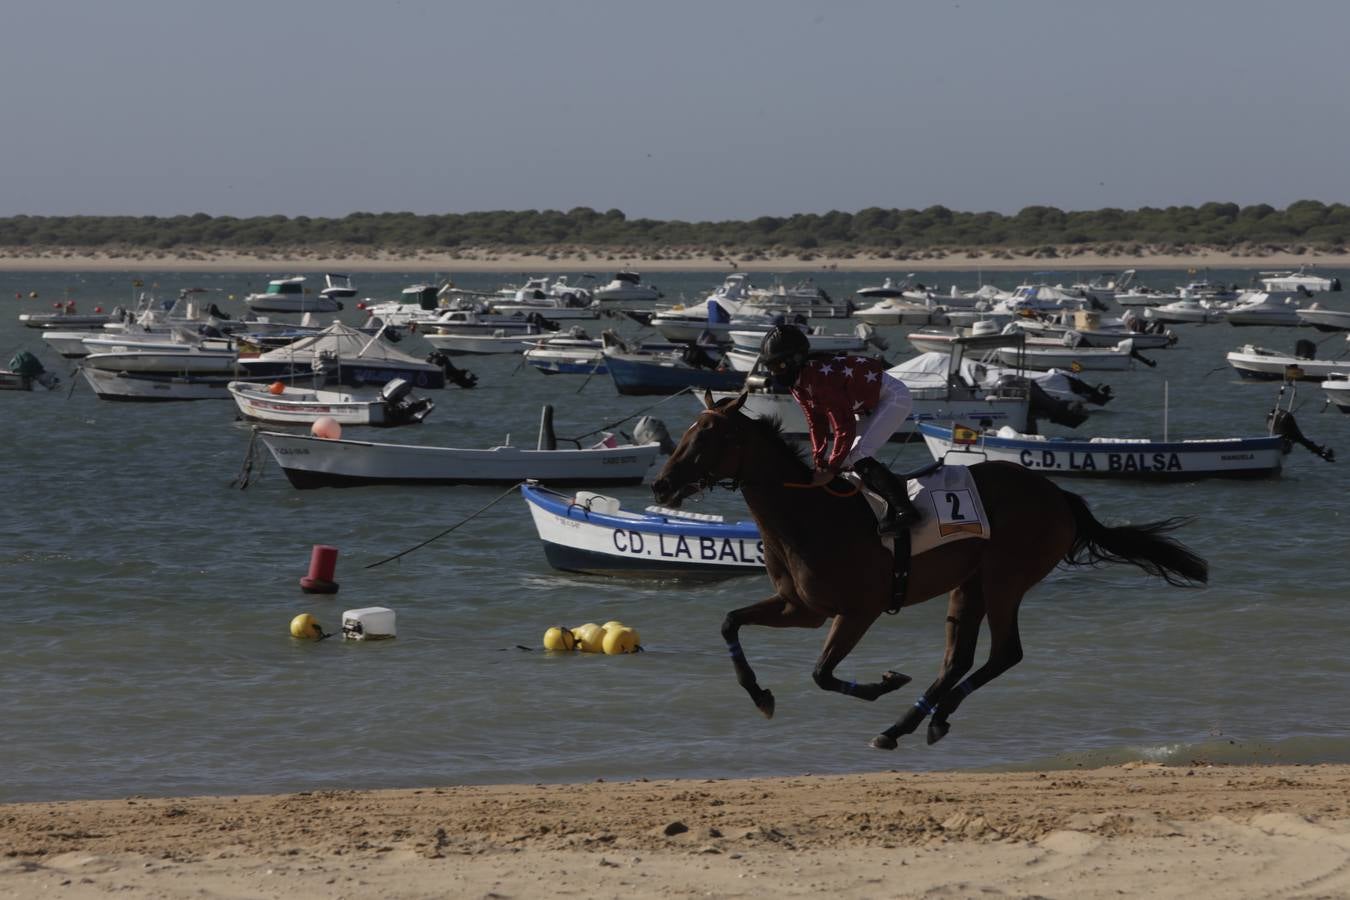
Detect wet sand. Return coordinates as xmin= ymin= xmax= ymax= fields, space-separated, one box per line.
xmin=5 ymin=764 xmax=1350 ymax=898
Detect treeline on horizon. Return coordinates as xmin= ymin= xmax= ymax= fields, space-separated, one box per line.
xmin=1 ymin=201 xmax=1346 ymax=254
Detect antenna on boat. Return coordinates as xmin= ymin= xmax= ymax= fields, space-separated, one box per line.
xmin=1163 ymin=381 xmax=1169 ymax=442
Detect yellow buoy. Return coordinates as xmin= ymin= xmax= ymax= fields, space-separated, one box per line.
xmin=573 ymin=623 xmax=606 ymax=653
xmin=290 ymin=613 xmax=323 ymax=640
xmin=543 ymin=626 xmax=577 ymax=651
xmin=602 ymin=626 xmax=640 ymax=655
xmin=602 ymin=620 xmax=626 ymax=632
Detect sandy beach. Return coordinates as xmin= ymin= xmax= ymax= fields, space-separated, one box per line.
xmin=5 ymin=764 xmax=1350 ymax=898
xmin=1 ymin=246 xmax=1348 ymax=273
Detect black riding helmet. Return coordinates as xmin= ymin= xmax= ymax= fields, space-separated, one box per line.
xmin=760 ymin=325 xmax=810 ymax=387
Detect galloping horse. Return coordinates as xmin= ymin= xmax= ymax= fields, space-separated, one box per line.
xmin=651 ymin=391 xmax=1208 ymax=750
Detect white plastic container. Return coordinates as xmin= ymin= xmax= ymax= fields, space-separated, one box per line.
xmin=574 ymin=490 xmax=620 ymax=515
xmin=341 ymin=606 xmax=397 ymax=640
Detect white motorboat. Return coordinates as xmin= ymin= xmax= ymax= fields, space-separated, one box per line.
xmin=1007 ymin=309 xmax=1176 ymax=350
xmin=1296 ymin=303 xmax=1350 ymax=332
xmin=244 ymin=276 xmax=344 ymax=314
xmin=852 ymin=296 xmax=945 ymax=326
xmin=743 ymin=277 xmax=852 ymax=318
xmin=1224 ymin=290 xmax=1305 ymax=327
xmin=996 ymin=338 xmax=1147 ymax=372
xmin=1323 ymin=372 xmax=1350 ymax=412
xmin=918 ymin=424 xmax=1286 ymax=480
xmin=1144 ymin=297 xmax=1230 ymax=325
xmin=521 ymin=482 xmax=764 ymax=579
xmin=1259 ymin=267 xmax=1342 ymax=294
xmin=256 ymin=412 xmax=663 ymax=489
xmin=592 ymin=271 xmax=663 ymax=305
xmin=227 ymin=377 xmax=433 ymax=426
xmin=856 ymin=275 xmax=931 ymax=301
xmin=521 ymin=331 xmax=606 ymax=375
xmin=1225 ymin=341 xmax=1349 ymax=381
xmin=421 ymin=325 xmax=560 ymax=355
xmin=78 ymin=367 xmax=242 ymax=401
xmin=80 ymin=341 xmax=239 ymax=375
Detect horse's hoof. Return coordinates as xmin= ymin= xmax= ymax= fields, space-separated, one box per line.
xmin=926 ymin=720 xmax=950 ymax=745
xmin=881 ymin=670 xmax=912 ymax=692
xmin=870 ymin=734 xmax=898 ymax=751
xmin=755 ymin=689 xmax=775 ymax=719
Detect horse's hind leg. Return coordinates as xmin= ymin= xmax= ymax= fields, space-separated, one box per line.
xmin=871 ymin=579 xmax=985 ymax=750
xmin=811 ymin=613 xmax=912 ymax=701
xmin=722 ymin=596 xmax=827 ymax=719
xmin=926 ymin=593 xmax=1024 ymax=745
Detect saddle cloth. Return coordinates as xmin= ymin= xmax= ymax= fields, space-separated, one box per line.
xmin=843 ymin=465 xmax=991 ymax=558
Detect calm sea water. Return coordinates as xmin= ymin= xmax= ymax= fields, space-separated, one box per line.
xmin=3 ymin=267 xmax=1348 ymax=804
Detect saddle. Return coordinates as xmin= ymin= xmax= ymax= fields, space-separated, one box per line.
xmin=841 ymin=458 xmax=944 ymax=614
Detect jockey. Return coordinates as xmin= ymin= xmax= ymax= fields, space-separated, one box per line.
xmin=759 ymin=324 xmax=921 ymax=534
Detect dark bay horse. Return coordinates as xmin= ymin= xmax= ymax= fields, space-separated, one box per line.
xmin=651 ymin=391 xmax=1208 ymax=750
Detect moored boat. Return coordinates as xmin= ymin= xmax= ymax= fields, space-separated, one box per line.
xmin=1225 ymin=341 xmax=1348 ymax=381
xmin=256 ymin=411 xmax=663 ymax=488
xmin=521 ymin=482 xmax=764 ymax=578
xmin=227 ymin=378 xmax=434 ymax=426
xmin=918 ymin=423 xmax=1286 ymax=479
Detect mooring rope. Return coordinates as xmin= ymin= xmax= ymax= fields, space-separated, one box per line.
xmin=561 ymin=385 xmax=696 ymax=443
xmin=364 ymin=481 xmax=526 ymax=569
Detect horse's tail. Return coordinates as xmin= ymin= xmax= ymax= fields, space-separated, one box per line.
xmin=1060 ymin=489 xmax=1209 ymax=587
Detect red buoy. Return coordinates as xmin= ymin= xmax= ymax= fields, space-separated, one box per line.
xmin=300 ymin=544 xmax=340 ymax=594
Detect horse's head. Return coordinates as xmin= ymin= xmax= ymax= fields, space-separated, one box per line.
xmin=651 ymin=390 xmax=751 ymax=507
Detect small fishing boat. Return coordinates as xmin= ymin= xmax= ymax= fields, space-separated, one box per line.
xmin=1 ymin=350 xmax=60 ymax=391
xmin=1226 ymin=341 xmax=1349 ymax=381
xmin=78 ymin=367 xmax=245 ymax=401
xmin=256 ymin=407 xmax=662 ymax=488
xmin=19 ymin=304 xmax=115 ymax=330
xmin=1224 ymin=290 xmax=1304 ymax=327
xmin=227 ymin=378 xmax=434 ymax=426
xmin=918 ymin=423 xmax=1286 ymax=479
xmin=1296 ymin=303 xmax=1350 ymax=332
xmin=521 ymin=482 xmax=764 ymax=579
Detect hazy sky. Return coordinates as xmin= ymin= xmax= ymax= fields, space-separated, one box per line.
xmin=3 ymin=0 xmax=1347 ymax=220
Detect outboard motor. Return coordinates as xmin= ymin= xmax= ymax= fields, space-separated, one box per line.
xmin=633 ymin=416 xmax=676 ymax=454
xmin=1269 ymin=408 xmax=1334 ymax=462
xmin=9 ymin=350 xmax=60 ymax=390
xmin=379 ymin=377 xmax=434 ymax=424
xmin=426 ymin=350 xmax=479 ymax=388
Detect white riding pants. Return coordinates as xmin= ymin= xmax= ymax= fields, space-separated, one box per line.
xmin=843 ymin=373 xmax=912 ymax=467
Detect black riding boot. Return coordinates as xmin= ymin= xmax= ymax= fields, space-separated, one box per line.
xmin=851 ymin=457 xmax=921 ymax=536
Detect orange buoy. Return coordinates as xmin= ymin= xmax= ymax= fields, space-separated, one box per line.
xmin=268 ymin=381 xmax=286 ymax=395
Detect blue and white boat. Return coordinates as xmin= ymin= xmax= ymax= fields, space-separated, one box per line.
xmin=521 ymin=482 xmax=764 ymax=578
xmin=918 ymin=423 xmax=1286 ymax=480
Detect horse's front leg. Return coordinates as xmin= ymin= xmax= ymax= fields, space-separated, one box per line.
xmin=722 ymin=596 xmax=826 ymax=719
xmin=812 ymin=613 xmax=911 ymax=701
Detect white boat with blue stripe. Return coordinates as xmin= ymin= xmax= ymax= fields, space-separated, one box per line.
xmin=521 ymin=482 xmax=764 ymax=578
xmin=918 ymin=423 xmax=1286 ymax=479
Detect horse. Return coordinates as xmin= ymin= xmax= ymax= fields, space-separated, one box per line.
xmin=651 ymin=391 xmax=1209 ymax=750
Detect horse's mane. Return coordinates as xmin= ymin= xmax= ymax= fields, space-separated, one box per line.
xmin=738 ymin=411 xmax=811 ymax=472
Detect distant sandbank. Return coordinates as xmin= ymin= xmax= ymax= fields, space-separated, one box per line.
xmin=1 ymin=246 xmax=1348 ymax=274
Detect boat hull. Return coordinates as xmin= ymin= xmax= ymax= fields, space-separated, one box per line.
xmin=604 ymin=354 xmax=745 ymax=396
xmin=258 ymin=432 xmax=661 ymax=488
xmin=918 ymin=424 xmax=1284 ymax=479
xmin=79 ymin=367 xmax=238 ymax=401
xmin=521 ymin=484 xmax=764 ymax=578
